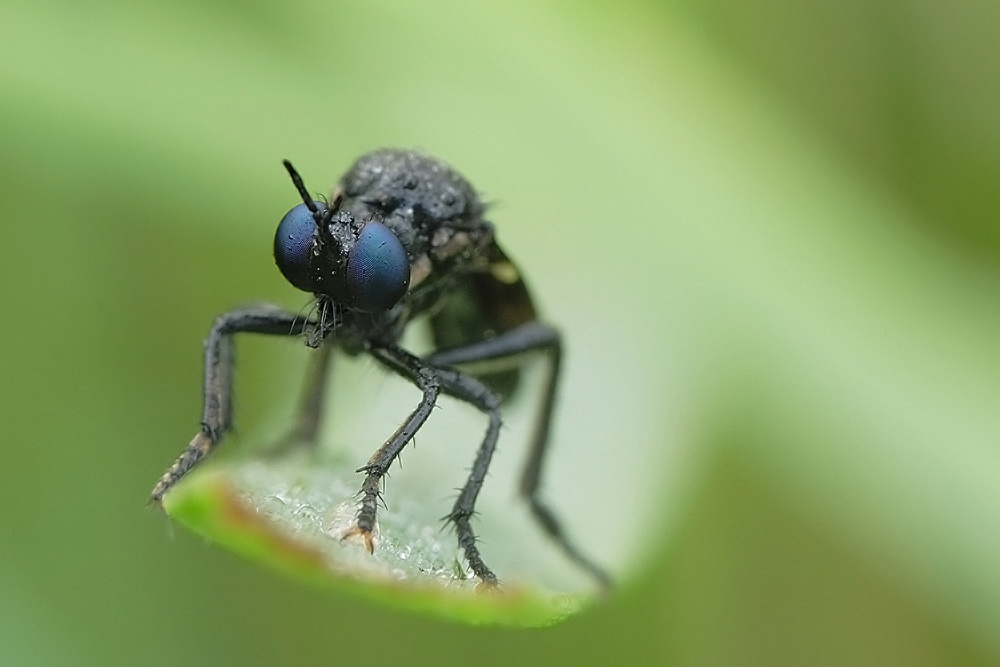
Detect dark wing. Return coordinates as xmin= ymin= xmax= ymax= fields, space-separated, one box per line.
xmin=429 ymin=241 xmax=538 ymax=399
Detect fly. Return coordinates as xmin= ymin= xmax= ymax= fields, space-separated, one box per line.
xmin=151 ymin=149 xmax=609 ymax=590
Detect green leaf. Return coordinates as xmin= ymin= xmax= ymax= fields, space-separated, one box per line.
xmin=162 ymin=457 xmax=592 ymax=627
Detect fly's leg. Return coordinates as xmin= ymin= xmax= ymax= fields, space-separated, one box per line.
xmin=344 ymin=345 xmax=440 ymax=553
xmin=150 ymin=306 xmax=309 ymax=504
xmin=432 ymin=368 xmax=503 ymax=586
xmin=266 ymin=340 xmax=336 ymax=456
xmin=351 ymin=345 xmax=503 ymax=585
xmin=428 ymin=322 xmax=612 ymax=591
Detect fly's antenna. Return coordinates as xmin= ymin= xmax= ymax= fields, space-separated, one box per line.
xmin=283 ymin=159 xmax=336 ymax=240
xmin=282 ymin=160 xmax=319 ymax=215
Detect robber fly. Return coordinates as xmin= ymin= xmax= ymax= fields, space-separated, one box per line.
xmin=151 ymin=149 xmax=609 ymax=589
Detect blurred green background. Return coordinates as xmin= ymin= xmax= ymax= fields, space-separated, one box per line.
xmin=2 ymin=0 xmax=1000 ymax=664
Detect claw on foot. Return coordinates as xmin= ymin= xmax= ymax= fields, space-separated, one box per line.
xmin=341 ymin=524 xmax=377 ymax=553
xmin=324 ymin=500 xmax=379 ymax=553
xmin=475 ymin=578 xmax=501 ymax=593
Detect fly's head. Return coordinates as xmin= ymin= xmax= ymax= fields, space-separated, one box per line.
xmin=273 ymin=161 xmax=411 ymax=315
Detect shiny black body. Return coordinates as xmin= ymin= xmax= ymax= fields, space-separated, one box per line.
xmin=151 ymin=149 xmax=609 ymax=589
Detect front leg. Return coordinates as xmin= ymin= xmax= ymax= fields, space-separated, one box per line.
xmin=343 ymin=344 xmax=440 ymax=552
xmin=150 ymin=305 xmax=310 ymax=504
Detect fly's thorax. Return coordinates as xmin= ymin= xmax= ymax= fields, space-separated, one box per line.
xmin=337 ymin=149 xmax=485 ymax=247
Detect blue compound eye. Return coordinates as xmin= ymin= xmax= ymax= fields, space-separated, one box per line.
xmin=274 ymin=202 xmax=324 ymax=292
xmin=346 ymin=222 xmax=410 ymax=312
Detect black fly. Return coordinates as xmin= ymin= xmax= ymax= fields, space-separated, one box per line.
xmin=151 ymin=149 xmax=609 ymax=590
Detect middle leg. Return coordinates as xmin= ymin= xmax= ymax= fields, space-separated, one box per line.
xmin=267 ymin=340 xmax=336 ymax=456
xmin=428 ymin=322 xmax=611 ymax=590
xmin=433 ymin=367 xmax=504 ymax=586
